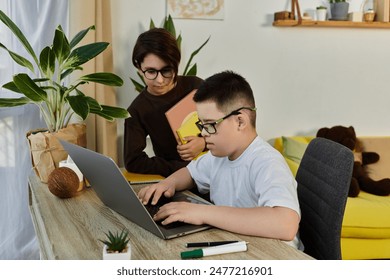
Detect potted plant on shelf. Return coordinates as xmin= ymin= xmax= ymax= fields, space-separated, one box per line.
xmin=316 ymin=6 xmax=328 ymax=21
xmin=100 ymin=229 xmax=131 ymax=260
xmin=329 ymin=0 xmax=350 ymax=21
xmin=0 ymin=11 xmax=130 ymax=182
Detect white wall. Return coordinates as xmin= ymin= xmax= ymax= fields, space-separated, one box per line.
xmin=111 ymin=0 xmax=390 ymax=166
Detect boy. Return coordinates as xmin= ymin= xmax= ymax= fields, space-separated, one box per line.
xmin=138 ymin=71 xmax=302 ymax=249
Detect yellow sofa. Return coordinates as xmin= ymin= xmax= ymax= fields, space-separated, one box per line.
xmin=274 ymin=136 xmax=390 ymax=260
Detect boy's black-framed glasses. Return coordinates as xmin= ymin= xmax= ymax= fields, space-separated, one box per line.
xmin=141 ymin=67 xmax=175 ymax=80
xmin=195 ymin=107 xmax=257 ymax=135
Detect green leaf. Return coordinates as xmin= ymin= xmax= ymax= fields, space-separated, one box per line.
xmin=100 ymin=105 xmax=130 ymax=120
xmin=60 ymin=69 xmax=74 ymax=80
xmin=163 ymin=15 xmax=176 ymax=38
xmin=185 ymin=63 xmax=197 ymax=76
xmin=2 ymin=81 xmax=22 ymax=93
xmin=85 ymin=96 xmax=102 ymax=111
xmin=69 ymin=25 xmax=95 ymax=49
xmin=0 ymin=43 xmax=34 ymax=72
xmin=149 ymin=19 xmax=156 ymax=29
xmin=66 ymin=95 xmax=89 ymax=120
xmin=13 ymin=73 xmax=47 ymax=102
xmin=0 ymin=97 xmax=30 ymax=107
xmin=39 ymin=46 xmax=56 ymax=77
xmin=176 ymin=34 xmax=182 ymax=50
xmin=130 ymin=77 xmax=145 ymax=93
xmin=52 ymin=25 xmax=70 ymax=64
xmin=67 ymin=42 xmax=109 ymax=68
xmin=79 ymin=73 xmax=124 ymax=86
xmin=90 ymin=104 xmax=130 ymax=121
xmin=0 ymin=10 xmax=38 ymax=65
xmin=182 ymin=36 xmax=210 ymax=76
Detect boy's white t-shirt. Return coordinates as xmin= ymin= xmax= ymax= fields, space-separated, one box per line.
xmin=187 ymin=136 xmax=303 ymax=249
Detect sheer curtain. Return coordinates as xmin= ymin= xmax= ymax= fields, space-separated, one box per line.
xmin=0 ymin=0 xmax=69 ymax=259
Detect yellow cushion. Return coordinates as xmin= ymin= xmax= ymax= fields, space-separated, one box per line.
xmin=342 ymin=191 xmax=390 ymax=238
xmin=284 ymin=156 xmax=300 ymax=177
xmin=341 ymin=237 xmax=390 ymax=260
xmin=274 ymin=136 xmax=313 ymax=177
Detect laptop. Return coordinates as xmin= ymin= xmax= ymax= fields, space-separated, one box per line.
xmin=60 ymin=140 xmax=211 ymax=239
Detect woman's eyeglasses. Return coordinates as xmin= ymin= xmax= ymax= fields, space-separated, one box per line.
xmin=141 ymin=67 xmax=174 ymax=80
xmin=195 ymin=107 xmax=257 ymax=135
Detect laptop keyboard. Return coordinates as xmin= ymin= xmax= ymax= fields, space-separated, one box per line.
xmin=144 ymin=196 xmax=187 ymax=229
xmin=144 ymin=195 xmax=173 ymax=216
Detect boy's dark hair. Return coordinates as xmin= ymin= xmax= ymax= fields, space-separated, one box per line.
xmin=132 ymin=28 xmax=180 ymax=81
xmin=194 ymin=70 xmax=256 ymax=126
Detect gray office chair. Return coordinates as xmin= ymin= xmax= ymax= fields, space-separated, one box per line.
xmin=296 ymin=137 xmax=354 ymax=260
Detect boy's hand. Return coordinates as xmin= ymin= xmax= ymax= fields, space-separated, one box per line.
xmin=153 ymin=202 xmax=206 ymax=225
xmin=137 ymin=182 xmax=175 ymax=205
xmin=177 ymin=136 xmax=205 ymax=161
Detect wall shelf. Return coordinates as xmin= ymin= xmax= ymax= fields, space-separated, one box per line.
xmin=273 ymin=20 xmax=390 ymax=29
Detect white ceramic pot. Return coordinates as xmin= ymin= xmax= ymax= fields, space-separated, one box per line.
xmin=316 ymin=9 xmax=327 ymax=21
xmin=102 ymin=245 xmax=131 ymax=260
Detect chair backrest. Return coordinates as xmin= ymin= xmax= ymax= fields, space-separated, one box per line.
xmin=296 ymin=137 xmax=354 ymax=260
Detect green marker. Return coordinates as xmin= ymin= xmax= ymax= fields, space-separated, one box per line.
xmin=181 ymin=241 xmax=247 ymax=259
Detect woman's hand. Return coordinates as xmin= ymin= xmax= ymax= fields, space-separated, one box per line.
xmin=177 ymin=136 xmax=205 ymax=161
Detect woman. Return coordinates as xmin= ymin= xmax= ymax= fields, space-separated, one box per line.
xmin=124 ymin=28 xmax=206 ymax=177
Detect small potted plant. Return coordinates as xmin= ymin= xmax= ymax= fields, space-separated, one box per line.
xmin=316 ymin=6 xmax=328 ymax=21
xmin=329 ymin=0 xmax=350 ymax=21
xmin=100 ymin=229 xmax=131 ymax=260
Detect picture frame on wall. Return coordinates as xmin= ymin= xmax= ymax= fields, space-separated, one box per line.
xmin=167 ymin=0 xmax=225 ymax=20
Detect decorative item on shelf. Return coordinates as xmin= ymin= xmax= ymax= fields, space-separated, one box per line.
xmin=361 ymin=0 xmax=377 ymax=22
xmin=364 ymin=9 xmax=376 ymax=22
xmin=302 ymin=12 xmax=312 ymax=20
xmin=274 ymin=11 xmax=292 ymax=21
xmin=100 ymin=229 xmax=131 ymax=260
xmin=329 ymin=0 xmax=350 ymax=21
xmin=316 ymin=6 xmax=328 ymax=21
xmin=274 ymin=0 xmax=302 ymax=24
xmin=348 ymin=12 xmax=363 ymax=22
xmin=0 ymin=11 xmax=130 ymax=183
xmin=47 ymin=167 xmax=79 ymax=198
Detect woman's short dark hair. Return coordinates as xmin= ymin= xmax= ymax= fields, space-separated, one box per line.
xmin=132 ymin=28 xmax=181 ymax=78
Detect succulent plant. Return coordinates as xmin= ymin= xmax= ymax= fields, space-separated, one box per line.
xmin=100 ymin=229 xmax=130 ymax=253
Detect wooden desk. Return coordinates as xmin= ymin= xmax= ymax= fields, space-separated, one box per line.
xmin=28 ymin=172 xmax=313 ymax=260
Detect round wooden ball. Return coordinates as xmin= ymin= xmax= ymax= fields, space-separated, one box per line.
xmin=48 ymin=167 xmax=79 ymax=198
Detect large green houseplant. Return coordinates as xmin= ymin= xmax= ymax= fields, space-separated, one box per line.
xmin=130 ymin=15 xmax=210 ymax=92
xmin=0 ymin=10 xmax=129 ymax=131
xmin=0 ymin=10 xmax=129 ymax=182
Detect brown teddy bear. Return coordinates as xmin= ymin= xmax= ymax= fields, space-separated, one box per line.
xmin=316 ymin=125 xmax=390 ymax=197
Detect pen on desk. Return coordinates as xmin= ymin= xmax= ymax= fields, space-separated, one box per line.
xmin=185 ymin=240 xmax=239 ymax=248
xmin=181 ymin=241 xmax=248 ymax=259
